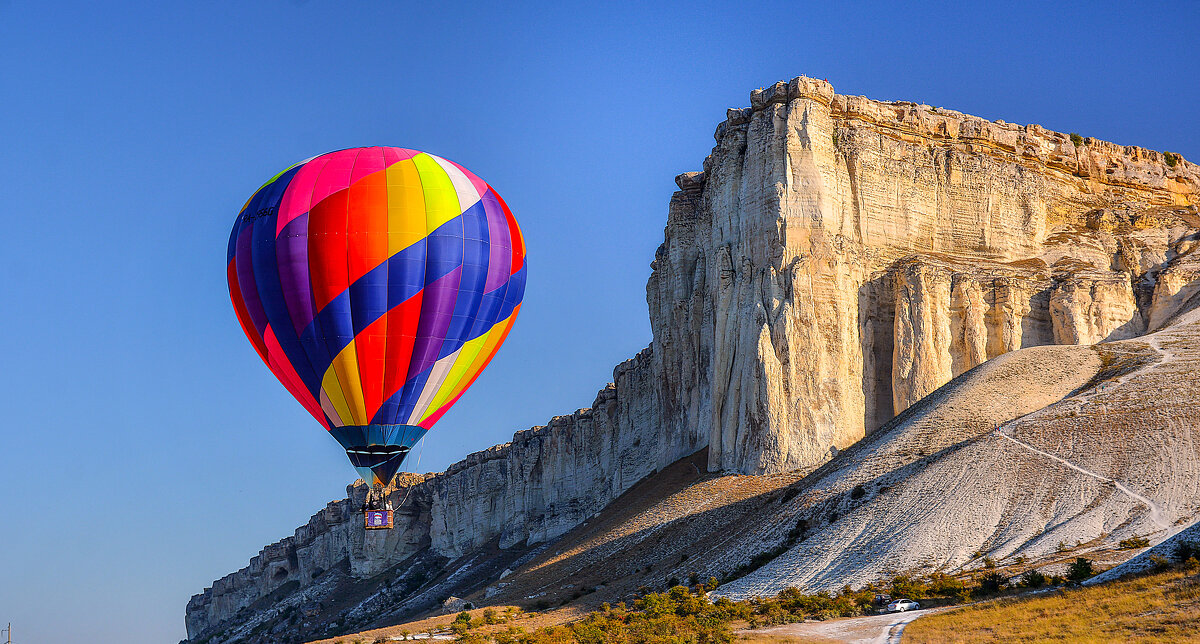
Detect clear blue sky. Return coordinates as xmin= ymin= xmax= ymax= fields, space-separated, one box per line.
xmin=1 ymin=2 xmax=1196 ymax=642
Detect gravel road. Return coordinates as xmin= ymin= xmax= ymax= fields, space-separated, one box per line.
xmin=737 ymin=608 xmax=944 ymax=643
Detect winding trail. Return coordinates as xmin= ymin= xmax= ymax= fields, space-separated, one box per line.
xmin=995 ymin=334 xmax=1175 ymax=537
xmin=995 ymin=430 xmax=1169 ymax=534
xmin=882 ymin=608 xmax=929 ymax=643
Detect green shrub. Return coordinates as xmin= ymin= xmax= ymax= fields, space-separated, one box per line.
xmin=1019 ymin=570 xmax=1046 ymax=589
xmin=1150 ymin=554 xmax=1172 ymax=572
xmin=1164 ymin=152 xmax=1179 ymax=167
xmin=889 ymin=574 xmax=929 ymax=599
xmin=978 ymin=571 xmax=1007 ymax=594
xmin=1174 ymin=540 xmax=1199 ymax=562
xmin=1070 ymin=133 xmax=1084 ymax=147
xmin=1067 ymin=557 xmax=1094 ymax=582
xmin=474 ymin=577 xmax=989 ymax=643
xmin=928 ymin=572 xmax=966 ymax=597
xmin=1119 ymin=536 xmax=1151 ymax=550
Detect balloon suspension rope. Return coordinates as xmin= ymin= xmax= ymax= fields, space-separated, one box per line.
xmin=395 ymin=436 xmax=425 ymax=511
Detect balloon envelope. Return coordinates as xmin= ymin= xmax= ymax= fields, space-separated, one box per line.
xmin=227 ymin=147 xmax=526 ymax=486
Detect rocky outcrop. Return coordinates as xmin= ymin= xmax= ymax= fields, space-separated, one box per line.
xmin=187 ymin=77 xmax=1199 ymax=641
xmin=185 ymin=350 xmax=705 ymax=639
xmin=884 ymin=256 xmax=1148 ymax=412
xmin=428 ymin=348 xmax=695 ymax=558
xmin=648 ymin=76 xmax=1197 ymax=473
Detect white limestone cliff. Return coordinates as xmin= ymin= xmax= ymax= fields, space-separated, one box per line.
xmin=186 ymin=350 xmax=705 ymax=638
xmin=649 ymin=77 xmax=1196 ymax=473
xmin=186 ymin=77 xmax=1199 ymax=641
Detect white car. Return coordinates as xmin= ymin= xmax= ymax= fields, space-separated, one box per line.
xmin=887 ymin=598 xmax=920 ymax=612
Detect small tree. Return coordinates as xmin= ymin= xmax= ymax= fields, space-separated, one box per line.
xmin=1067 ymin=557 xmax=1094 ymax=582
xmin=977 ymin=571 xmax=1007 ymax=594
xmin=450 ymin=612 xmax=473 ymax=636
xmin=1070 ymin=133 xmax=1084 ymax=147
xmin=1019 ymin=569 xmax=1046 ymax=589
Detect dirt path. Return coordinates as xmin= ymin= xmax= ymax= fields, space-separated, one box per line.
xmin=738 ymin=608 xmax=944 ymax=643
xmin=995 ymin=429 xmax=1170 ymax=533
xmin=994 ymin=334 xmax=1177 ymax=538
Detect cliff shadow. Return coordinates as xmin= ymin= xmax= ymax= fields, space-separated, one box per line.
xmin=858 ymin=274 xmax=895 ymax=434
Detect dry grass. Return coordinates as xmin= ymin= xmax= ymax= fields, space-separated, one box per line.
xmin=903 ymin=569 xmax=1200 ymax=643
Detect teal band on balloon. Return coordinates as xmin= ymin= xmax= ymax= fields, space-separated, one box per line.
xmin=330 ymin=424 xmax=427 ymax=487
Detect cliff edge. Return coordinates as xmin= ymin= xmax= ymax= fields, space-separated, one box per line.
xmin=186 ymin=77 xmax=1199 ymax=642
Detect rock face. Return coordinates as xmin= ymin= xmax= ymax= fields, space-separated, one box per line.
xmin=186 ymin=77 xmax=1199 ymax=641
xmin=185 ymin=350 xmax=705 ymax=639
xmin=715 ymin=306 xmax=1200 ymax=599
xmin=649 ymin=77 xmax=1196 ymax=474
xmin=481 ymin=310 xmax=1200 ymax=609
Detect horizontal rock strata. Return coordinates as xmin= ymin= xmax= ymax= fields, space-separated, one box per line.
xmin=187 ymin=77 xmax=1199 ymax=641
xmin=650 ymin=76 xmax=1197 ymax=474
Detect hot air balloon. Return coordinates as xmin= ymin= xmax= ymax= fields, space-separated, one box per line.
xmin=227 ymin=147 xmax=526 ymax=515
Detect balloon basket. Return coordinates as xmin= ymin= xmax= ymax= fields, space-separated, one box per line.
xmin=365 ymin=509 xmax=393 ymax=530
